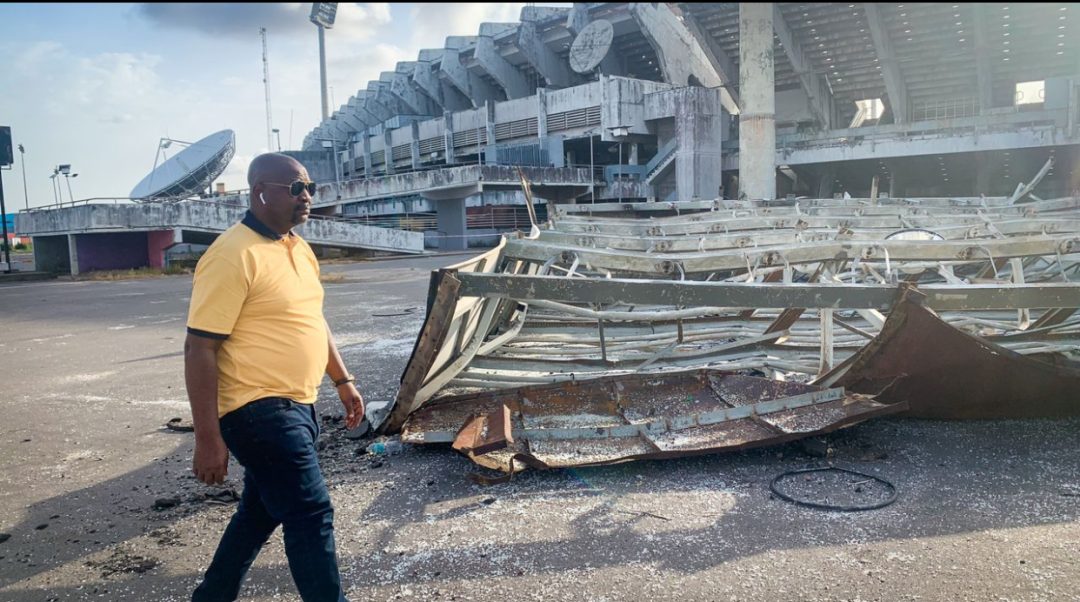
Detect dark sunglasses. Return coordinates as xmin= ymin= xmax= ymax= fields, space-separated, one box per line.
xmin=264 ymin=180 xmax=317 ymax=196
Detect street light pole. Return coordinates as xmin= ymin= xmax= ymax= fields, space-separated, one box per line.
xmin=18 ymin=144 xmax=28 ymax=210
xmin=64 ymin=173 xmax=78 ymax=205
xmin=49 ymin=170 xmax=60 ymax=206
xmin=0 ymin=167 xmax=9 ymax=273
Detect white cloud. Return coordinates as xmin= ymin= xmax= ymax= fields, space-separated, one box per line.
xmin=0 ymin=40 xmax=268 ymax=204
xmin=407 ymin=3 xmax=526 ymax=48
xmin=1 ymin=3 xmax=567 ymax=210
xmin=333 ymin=2 xmax=393 ymax=36
xmin=73 ymin=53 xmax=165 ymax=123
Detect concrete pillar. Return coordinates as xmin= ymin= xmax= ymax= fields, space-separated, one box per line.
xmin=816 ymin=164 xmax=836 ymax=199
xmin=974 ymin=153 xmax=997 ymax=196
xmin=384 ymin=129 xmax=395 ymax=175
xmin=410 ymin=122 xmax=421 ymax=171
xmin=536 ymin=88 xmax=549 ymax=138
xmin=887 ymin=161 xmax=903 ymax=198
xmin=362 ymin=134 xmax=373 ymax=177
xmin=485 ymin=101 xmax=497 ymax=147
xmin=148 ymin=229 xmax=180 ymax=269
xmin=674 ymin=88 xmax=725 ymax=202
xmin=67 ymin=233 xmax=80 ymax=275
xmin=436 ymin=197 xmax=468 ymax=251
xmin=443 ymin=111 xmax=456 ymax=166
xmin=738 ymin=2 xmax=776 ymax=200
xmin=629 ymin=143 xmax=640 ymax=165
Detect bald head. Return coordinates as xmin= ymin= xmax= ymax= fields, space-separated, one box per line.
xmin=247 ymin=153 xmax=304 ymax=189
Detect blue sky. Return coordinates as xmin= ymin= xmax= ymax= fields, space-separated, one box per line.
xmin=0 ymin=3 xmax=530 ymax=210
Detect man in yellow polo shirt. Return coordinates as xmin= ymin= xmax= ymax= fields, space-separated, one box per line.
xmin=185 ymin=153 xmax=361 ymax=602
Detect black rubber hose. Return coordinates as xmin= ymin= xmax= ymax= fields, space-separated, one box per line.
xmin=769 ymin=466 xmax=897 ymax=511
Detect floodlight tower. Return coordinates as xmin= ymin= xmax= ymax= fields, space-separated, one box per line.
xmin=260 ymin=27 xmax=273 ymax=152
xmin=310 ymin=3 xmax=338 ymax=121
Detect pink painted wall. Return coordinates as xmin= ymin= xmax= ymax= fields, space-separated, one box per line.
xmin=147 ymin=230 xmax=175 ymax=269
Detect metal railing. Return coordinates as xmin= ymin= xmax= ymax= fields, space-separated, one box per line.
xmin=341 ymin=208 xmax=546 ymax=233
xmin=24 ymin=190 xmax=253 ymax=212
xmin=911 ymin=97 xmax=979 ymax=122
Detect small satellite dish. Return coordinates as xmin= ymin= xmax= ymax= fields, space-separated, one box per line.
xmin=130 ymin=130 xmax=235 ymax=201
xmin=569 ymin=19 xmax=614 ymax=75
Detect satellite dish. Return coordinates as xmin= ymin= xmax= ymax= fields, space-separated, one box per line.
xmin=569 ymin=19 xmax=614 ymax=75
xmin=130 ymin=130 xmax=235 ymax=201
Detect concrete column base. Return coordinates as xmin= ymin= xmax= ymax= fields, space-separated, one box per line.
xmin=436 ymin=197 xmax=468 ymax=251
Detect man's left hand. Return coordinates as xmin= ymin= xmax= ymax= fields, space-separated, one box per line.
xmin=337 ymin=382 xmax=365 ymax=430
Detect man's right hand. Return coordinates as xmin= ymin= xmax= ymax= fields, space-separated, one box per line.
xmin=193 ymin=435 xmax=229 ymax=485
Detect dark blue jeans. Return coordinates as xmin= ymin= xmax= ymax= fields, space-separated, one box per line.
xmin=192 ymin=398 xmax=347 ymax=602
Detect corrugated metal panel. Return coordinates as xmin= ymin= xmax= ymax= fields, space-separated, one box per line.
xmin=419 ymin=137 xmax=442 ymax=155
xmin=453 ymin=129 xmax=480 ymax=148
xmin=547 ymin=106 xmax=600 ymax=132
xmin=495 ymin=118 xmax=539 ymax=141
xmin=370 ymin=150 xmax=385 ymax=165
xmin=392 ymin=144 xmax=411 ymax=161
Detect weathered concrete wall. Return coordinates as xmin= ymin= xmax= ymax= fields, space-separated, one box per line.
xmin=284 ymin=151 xmax=337 ymax=185
xmin=673 ymin=87 xmax=726 ymax=202
xmin=318 ymin=165 xmax=595 ymax=204
xmin=31 ymin=235 xmax=70 ymax=274
xmin=16 ymin=202 xmax=424 ymax=254
xmin=452 ymin=108 xmax=486 ymax=136
xmin=417 ymin=117 xmax=444 ymax=143
xmin=776 ymin=88 xmax=817 ymax=127
xmin=342 ymin=189 xmax=539 ymax=217
xmin=494 ymin=96 xmax=536 ymax=123
xmin=545 ymin=82 xmax=602 ymax=114
xmin=601 ymin=77 xmax=651 ymax=138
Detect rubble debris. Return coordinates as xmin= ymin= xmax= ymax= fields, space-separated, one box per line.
xmin=202 ymin=489 xmax=240 ymax=505
xmin=152 ymin=497 xmax=180 ymax=511
xmin=385 ymin=191 xmax=1080 ymax=471
xmin=800 ymin=437 xmax=832 ymax=458
xmin=403 ymin=370 xmax=903 ymax=473
xmin=87 ymin=549 xmax=160 ymax=577
xmin=164 ymin=417 xmax=194 ymax=432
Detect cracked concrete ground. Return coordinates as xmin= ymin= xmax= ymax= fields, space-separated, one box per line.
xmin=1 ymin=254 xmax=1078 ymax=602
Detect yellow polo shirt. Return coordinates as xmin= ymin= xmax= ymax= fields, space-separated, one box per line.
xmin=186 ymin=212 xmax=328 ymax=417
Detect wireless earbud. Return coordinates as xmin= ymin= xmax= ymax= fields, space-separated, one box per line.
xmin=260 ymin=192 xmax=267 ymax=205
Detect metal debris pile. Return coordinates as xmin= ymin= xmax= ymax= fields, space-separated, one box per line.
xmin=380 ymin=187 xmax=1080 ymax=473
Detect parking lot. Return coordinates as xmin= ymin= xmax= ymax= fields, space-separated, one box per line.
xmin=1 ymin=256 xmax=1078 ymax=601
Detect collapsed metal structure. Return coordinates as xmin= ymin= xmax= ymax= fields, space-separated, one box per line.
xmin=382 ymin=181 xmax=1080 ymax=473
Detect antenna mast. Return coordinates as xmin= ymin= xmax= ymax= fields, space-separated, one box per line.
xmin=260 ymin=27 xmax=273 ymax=151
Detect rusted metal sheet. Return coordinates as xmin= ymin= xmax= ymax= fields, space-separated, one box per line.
xmin=819 ymin=294 xmax=1080 ymax=419
xmin=451 ymin=405 xmax=513 ymax=456
xmin=402 ymin=369 xmax=905 ymax=473
xmin=384 ymin=270 xmax=461 ymax=432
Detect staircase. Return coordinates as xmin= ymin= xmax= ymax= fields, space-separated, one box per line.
xmin=644 ymin=139 xmax=677 ymax=185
